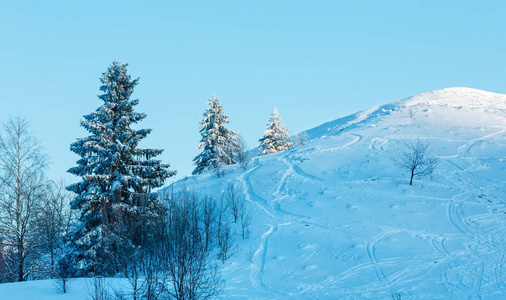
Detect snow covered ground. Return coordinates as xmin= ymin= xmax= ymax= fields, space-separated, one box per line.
xmin=0 ymin=278 xmax=129 ymax=299
xmin=173 ymin=87 xmax=506 ymax=299
xmin=1 ymin=87 xmax=504 ymax=299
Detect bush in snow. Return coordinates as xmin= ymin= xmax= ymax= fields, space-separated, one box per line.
xmin=292 ymin=131 xmax=310 ymax=146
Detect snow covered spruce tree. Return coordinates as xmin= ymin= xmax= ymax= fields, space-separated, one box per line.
xmin=67 ymin=61 xmax=175 ymax=276
xmin=193 ymin=95 xmax=238 ymax=175
xmin=259 ymin=108 xmax=292 ymax=155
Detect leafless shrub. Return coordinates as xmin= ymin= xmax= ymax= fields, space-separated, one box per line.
xmin=246 ymin=247 xmax=255 ymax=263
xmin=224 ymin=181 xmax=250 ymax=238
xmin=159 ymin=191 xmax=223 ymax=300
xmin=215 ymin=164 xmax=226 ymax=178
xmin=226 ymin=181 xmax=242 ymax=223
xmin=407 ymin=107 xmax=417 ymax=118
xmin=217 ymin=221 xmax=235 ymax=263
xmin=202 ymin=195 xmax=218 ymax=252
xmin=139 ymin=248 xmax=165 ymax=300
xmin=238 ymin=201 xmax=251 ymax=239
xmin=235 ymin=134 xmax=250 ymax=171
xmin=85 ymin=277 xmax=112 ymax=300
xmin=293 ymin=132 xmax=310 ymax=146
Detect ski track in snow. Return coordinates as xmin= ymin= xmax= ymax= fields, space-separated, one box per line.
xmin=276 ymin=157 xmax=330 ymax=229
xmin=359 ymin=219 xmax=503 ymax=298
xmin=250 ymin=224 xmax=277 ymax=290
xmin=240 ymin=147 xmax=338 ymax=295
xmin=241 ymin=164 xmax=277 ymax=294
xmin=239 ymin=165 xmax=275 ymax=219
xmin=318 ymin=132 xmax=363 ymax=153
xmin=369 ymin=137 xmax=389 ymax=151
xmin=283 ymin=156 xmax=324 ymax=182
xmin=274 ymin=158 xmax=292 ymax=196
xmin=366 ymin=231 xmax=390 ymax=286
xmin=273 ymin=91 xmax=504 ymax=298
xmin=431 ymin=236 xmax=452 ymax=262
xmin=242 ymin=158 xmax=319 ymax=294
xmin=293 ymin=115 xmax=503 ymax=298
xmin=361 ymin=115 xmax=505 ymax=298
xmin=447 ymin=195 xmax=474 ymax=238
xmin=439 ymin=147 xmax=506 ymax=299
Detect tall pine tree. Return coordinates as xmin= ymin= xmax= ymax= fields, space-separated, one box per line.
xmin=259 ymin=108 xmax=292 ymax=155
xmin=193 ymin=95 xmax=237 ymax=175
xmin=67 ymin=61 xmax=175 ymax=276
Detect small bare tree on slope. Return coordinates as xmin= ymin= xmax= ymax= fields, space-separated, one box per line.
xmin=396 ymin=139 xmax=438 ymax=186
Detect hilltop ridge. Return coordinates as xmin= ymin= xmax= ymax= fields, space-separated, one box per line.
xmin=304 ymin=87 xmax=506 ymax=141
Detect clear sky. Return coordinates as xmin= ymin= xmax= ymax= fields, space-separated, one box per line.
xmin=1 ymin=0 xmax=505 ymax=185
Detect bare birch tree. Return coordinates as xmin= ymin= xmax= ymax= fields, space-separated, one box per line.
xmin=0 ymin=116 xmax=48 ymax=281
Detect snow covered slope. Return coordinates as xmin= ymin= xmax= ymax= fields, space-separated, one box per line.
xmin=0 ymin=87 xmax=503 ymax=299
xmin=172 ymin=87 xmax=506 ymax=299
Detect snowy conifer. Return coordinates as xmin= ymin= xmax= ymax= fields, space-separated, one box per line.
xmin=259 ymin=108 xmax=292 ymax=155
xmin=193 ymin=95 xmax=238 ymax=175
xmin=67 ymin=61 xmax=175 ymax=276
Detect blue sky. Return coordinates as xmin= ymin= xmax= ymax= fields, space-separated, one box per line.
xmin=1 ymin=0 xmax=505 ymax=184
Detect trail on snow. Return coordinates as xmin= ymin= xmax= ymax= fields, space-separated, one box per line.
xmin=436 ymin=135 xmax=506 ymax=299
xmin=239 ymin=165 xmax=275 ymax=219
xmin=250 ymin=225 xmax=277 ymax=289
xmin=240 ymin=153 xmax=334 ymax=295
xmin=366 ymin=231 xmax=390 ymax=286
xmin=283 ymin=156 xmax=324 ymax=182
xmin=447 ymin=194 xmax=474 ymax=238
xmin=318 ymin=133 xmax=363 ymax=153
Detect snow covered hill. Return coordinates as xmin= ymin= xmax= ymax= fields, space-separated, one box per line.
xmin=172 ymin=87 xmax=506 ymax=299
xmin=0 ymin=87 xmax=504 ymax=299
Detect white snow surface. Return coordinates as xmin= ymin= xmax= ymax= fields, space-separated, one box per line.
xmin=0 ymin=278 xmax=130 ymax=299
xmin=1 ymin=87 xmax=505 ymax=299
xmin=174 ymin=87 xmax=506 ymax=299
